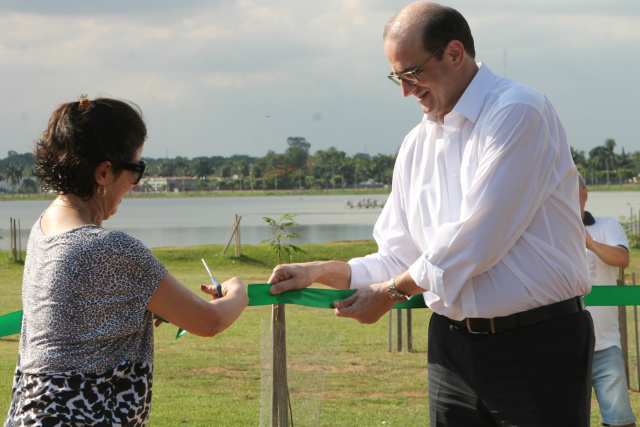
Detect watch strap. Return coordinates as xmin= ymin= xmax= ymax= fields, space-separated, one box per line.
xmin=387 ymin=277 xmax=411 ymax=302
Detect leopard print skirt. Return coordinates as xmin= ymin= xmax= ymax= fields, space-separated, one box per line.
xmin=4 ymin=360 xmax=152 ymax=427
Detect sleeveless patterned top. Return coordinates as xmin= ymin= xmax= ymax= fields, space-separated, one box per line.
xmin=4 ymin=215 xmax=167 ymax=427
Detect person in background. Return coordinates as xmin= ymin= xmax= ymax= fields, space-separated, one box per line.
xmin=579 ymin=173 xmax=635 ymax=427
xmin=268 ymin=2 xmax=593 ymax=425
xmin=3 ymin=95 xmax=248 ymax=427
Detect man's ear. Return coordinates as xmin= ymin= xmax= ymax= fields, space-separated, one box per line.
xmin=446 ymin=40 xmax=465 ymax=69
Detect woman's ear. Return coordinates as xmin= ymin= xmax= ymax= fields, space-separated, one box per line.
xmin=94 ymin=160 xmax=114 ymax=186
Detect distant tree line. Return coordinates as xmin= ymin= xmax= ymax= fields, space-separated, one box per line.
xmin=1 ymin=137 xmax=639 ymax=194
xmin=572 ymin=138 xmax=640 ymax=186
xmin=0 ymin=151 xmax=39 ymax=194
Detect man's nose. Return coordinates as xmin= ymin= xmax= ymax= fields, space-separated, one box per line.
xmin=401 ymin=80 xmax=417 ymax=97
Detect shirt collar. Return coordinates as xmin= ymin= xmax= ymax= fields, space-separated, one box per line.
xmin=423 ymin=62 xmax=496 ymax=125
xmin=583 ymin=211 xmax=596 ymax=226
xmin=452 ymin=62 xmax=495 ymax=123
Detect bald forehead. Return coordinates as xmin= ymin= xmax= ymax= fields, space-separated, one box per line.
xmin=384 ymin=1 xmax=443 ymax=43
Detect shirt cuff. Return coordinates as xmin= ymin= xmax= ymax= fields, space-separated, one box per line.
xmin=408 ymin=257 xmax=447 ymax=304
xmin=348 ymin=258 xmax=378 ymax=289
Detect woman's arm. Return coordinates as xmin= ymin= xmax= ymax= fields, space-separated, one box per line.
xmin=147 ymin=273 xmax=248 ymax=337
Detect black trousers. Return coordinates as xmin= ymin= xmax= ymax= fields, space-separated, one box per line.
xmin=428 ymin=310 xmax=595 ymax=427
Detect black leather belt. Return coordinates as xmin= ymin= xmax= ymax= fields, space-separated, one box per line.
xmin=447 ymin=296 xmax=586 ymax=334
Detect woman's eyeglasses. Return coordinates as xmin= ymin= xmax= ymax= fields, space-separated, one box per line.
xmin=118 ymin=160 xmax=146 ymax=185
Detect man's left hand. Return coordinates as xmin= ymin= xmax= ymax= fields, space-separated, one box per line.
xmin=333 ymin=282 xmax=396 ymax=324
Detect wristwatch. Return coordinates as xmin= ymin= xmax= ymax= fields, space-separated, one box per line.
xmin=387 ymin=277 xmax=411 ymax=302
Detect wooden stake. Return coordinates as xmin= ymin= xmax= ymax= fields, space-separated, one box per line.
xmin=271 ymin=303 xmax=289 ymax=426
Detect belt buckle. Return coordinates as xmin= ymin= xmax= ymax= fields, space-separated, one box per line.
xmin=466 ymin=318 xmax=495 ymax=334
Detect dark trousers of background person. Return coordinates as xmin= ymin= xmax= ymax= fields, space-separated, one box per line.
xmin=428 ymin=309 xmax=595 ymax=427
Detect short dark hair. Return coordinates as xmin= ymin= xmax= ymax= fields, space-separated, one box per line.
xmin=384 ymin=3 xmax=475 ymax=60
xmin=421 ymin=5 xmax=475 ymax=59
xmin=33 ymin=97 xmax=147 ymax=199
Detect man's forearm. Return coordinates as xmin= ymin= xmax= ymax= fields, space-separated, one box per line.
xmin=588 ymin=241 xmax=630 ymax=269
xmin=311 ymin=260 xmax=352 ymax=290
xmin=392 ymin=270 xmax=428 ymax=296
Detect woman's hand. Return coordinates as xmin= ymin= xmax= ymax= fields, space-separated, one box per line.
xmin=148 ymin=274 xmax=248 ymax=337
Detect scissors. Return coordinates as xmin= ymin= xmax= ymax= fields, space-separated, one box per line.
xmin=201 ymin=259 xmax=223 ymax=299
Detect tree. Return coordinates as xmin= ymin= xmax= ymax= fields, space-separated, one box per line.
xmin=604 ymin=138 xmax=616 ymax=153
xmin=312 ymin=147 xmax=347 ymax=189
xmin=173 ymin=156 xmax=189 ymax=177
xmin=588 ymin=144 xmax=616 ymax=185
xmin=21 ymin=178 xmax=38 ymax=194
xmin=235 ymin=160 xmax=249 ymax=190
xmin=285 ymin=137 xmax=311 ymax=170
xmin=371 ymin=153 xmax=395 ymax=186
xmin=262 ymin=214 xmax=305 ymax=264
xmin=4 ymin=163 xmax=24 ymax=193
xmin=602 ymin=138 xmax=617 ymax=185
xmin=196 ymin=180 xmax=210 ymax=192
xmin=219 ymin=162 xmax=234 ymax=179
xmin=571 ymin=146 xmax=587 ymax=170
xmin=190 ymin=157 xmax=213 ymax=178
xmin=152 ymin=160 xmax=175 ymax=177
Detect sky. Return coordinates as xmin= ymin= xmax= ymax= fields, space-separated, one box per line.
xmin=0 ymin=0 xmax=638 ymax=160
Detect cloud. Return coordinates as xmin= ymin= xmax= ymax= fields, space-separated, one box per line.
xmin=0 ymin=0 xmax=638 ymax=159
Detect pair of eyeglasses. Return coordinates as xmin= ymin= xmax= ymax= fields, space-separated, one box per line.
xmin=119 ymin=160 xmax=146 ymax=185
xmin=387 ymin=47 xmax=444 ymax=86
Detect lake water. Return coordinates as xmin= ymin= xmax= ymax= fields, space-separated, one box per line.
xmin=1 ymin=192 xmax=639 ymax=251
xmin=0 ymin=195 xmax=387 ymax=250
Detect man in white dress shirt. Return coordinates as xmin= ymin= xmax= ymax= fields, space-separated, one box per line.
xmin=269 ymin=2 xmax=594 ymax=425
xmin=579 ymin=174 xmax=635 ymax=427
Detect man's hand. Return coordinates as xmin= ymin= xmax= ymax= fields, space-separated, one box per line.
xmin=268 ymin=261 xmax=352 ymax=294
xmin=333 ymin=282 xmax=396 ymax=324
xmin=268 ymin=263 xmax=316 ymax=294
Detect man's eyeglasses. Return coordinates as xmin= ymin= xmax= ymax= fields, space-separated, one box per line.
xmin=387 ymin=47 xmax=443 ymax=86
xmin=118 ymin=160 xmax=146 ymax=185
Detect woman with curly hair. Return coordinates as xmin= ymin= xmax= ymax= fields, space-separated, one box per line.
xmin=4 ymin=95 xmax=248 ymax=427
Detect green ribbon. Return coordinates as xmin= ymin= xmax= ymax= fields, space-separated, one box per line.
xmin=1 ymin=285 xmax=639 ymax=340
xmin=247 ymin=283 xmax=426 ymax=309
xmin=153 ymin=315 xmax=187 ymax=344
xmin=584 ymin=286 xmax=640 ymax=306
xmin=0 ymin=310 xmax=22 ymax=338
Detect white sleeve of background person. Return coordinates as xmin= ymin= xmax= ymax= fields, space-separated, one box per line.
xmin=587 ymin=216 xmax=629 ymax=351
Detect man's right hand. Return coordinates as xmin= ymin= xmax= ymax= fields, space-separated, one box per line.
xmin=268 ymin=263 xmax=316 ymax=294
xmin=268 ymin=260 xmax=352 ymax=294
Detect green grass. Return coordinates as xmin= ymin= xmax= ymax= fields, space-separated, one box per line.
xmin=1 ymin=246 xmax=640 ymax=426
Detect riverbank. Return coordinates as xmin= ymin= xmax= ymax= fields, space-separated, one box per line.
xmin=0 ymin=187 xmax=392 ymax=202
xmin=1 ymin=183 xmax=639 ymax=202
